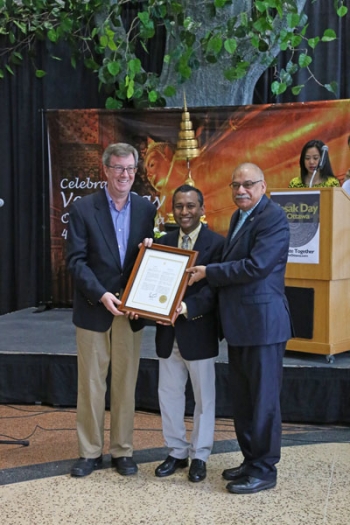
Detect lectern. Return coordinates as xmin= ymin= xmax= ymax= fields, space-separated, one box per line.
xmin=268 ymin=187 xmax=350 ymax=360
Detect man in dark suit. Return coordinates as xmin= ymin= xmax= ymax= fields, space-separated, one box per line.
xmin=66 ymin=143 xmax=156 ymax=478
xmin=187 ymin=163 xmax=292 ymax=494
xmin=154 ymin=185 xmax=225 ymax=482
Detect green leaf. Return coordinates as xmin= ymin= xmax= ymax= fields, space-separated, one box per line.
xmin=35 ymin=70 xmax=46 ymax=78
xmin=84 ymin=58 xmax=100 ymax=70
xmin=224 ymin=38 xmax=237 ymax=54
xmin=133 ymin=87 xmax=144 ymax=99
xmin=128 ymin=58 xmax=142 ymax=75
xmin=127 ymin=79 xmax=135 ymax=99
xmin=298 ymin=53 xmax=312 ymax=68
xmin=100 ymin=35 xmax=108 ymax=48
xmin=0 ymin=69 xmax=4 ymax=79
xmin=286 ymin=61 xmax=298 ymax=75
xmin=106 ymin=97 xmax=123 ymax=110
xmin=107 ymin=61 xmax=120 ymax=76
xmin=321 ymin=29 xmax=337 ymax=42
xmin=240 ymin=12 xmax=248 ymax=27
xmin=47 ymin=29 xmax=57 ymax=43
xmin=164 ymin=54 xmax=171 ymax=64
xmin=258 ymin=39 xmax=269 ymax=52
xmin=250 ymin=34 xmax=260 ymax=49
xmin=307 ymin=37 xmax=320 ymax=50
xmin=324 ymin=81 xmax=338 ymax=95
xmin=164 ymin=85 xmax=177 ymax=97
xmin=253 ymin=17 xmax=272 ymax=33
xmin=300 ymin=24 xmax=309 ymax=37
xmin=291 ymin=85 xmax=304 ymax=95
xmin=271 ymin=81 xmax=287 ymax=95
xmin=148 ymin=90 xmax=158 ymax=103
xmin=207 ymin=35 xmax=223 ymax=54
xmin=5 ymin=64 xmax=14 ymax=75
xmin=337 ymin=6 xmax=348 ymax=17
xmin=290 ymin=35 xmax=302 ymax=47
xmin=224 ymin=62 xmax=249 ymax=81
xmin=13 ymin=20 xmax=27 ymax=34
xmin=286 ymin=13 xmax=300 ymax=29
xmin=138 ymin=11 xmax=155 ymax=39
xmin=178 ymin=63 xmax=191 ymax=79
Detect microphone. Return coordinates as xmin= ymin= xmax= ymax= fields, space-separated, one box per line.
xmin=317 ymin=145 xmax=328 ymax=171
xmin=309 ymin=145 xmax=328 ymax=187
xmin=0 ymin=198 xmax=4 ymax=208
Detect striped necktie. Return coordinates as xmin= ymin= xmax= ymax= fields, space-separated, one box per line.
xmin=181 ymin=234 xmax=190 ymax=249
xmin=230 ymin=211 xmax=248 ymax=241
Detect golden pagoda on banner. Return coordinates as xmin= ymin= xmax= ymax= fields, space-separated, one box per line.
xmin=175 ymin=92 xmax=200 ymax=186
xmin=166 ymin=93 xmax=207 ymax=226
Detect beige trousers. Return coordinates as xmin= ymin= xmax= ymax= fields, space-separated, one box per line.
xmin=76 ymin=315 xmax=142 ymax=459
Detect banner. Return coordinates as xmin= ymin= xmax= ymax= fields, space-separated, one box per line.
xmin=46 ymin=100 xmax=350 ymax=306
xmin=270 ymin=191 xmax=320 ymax=264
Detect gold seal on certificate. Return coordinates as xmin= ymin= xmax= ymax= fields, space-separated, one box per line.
xmin=119 ymin=244 xmax=198 ymax=324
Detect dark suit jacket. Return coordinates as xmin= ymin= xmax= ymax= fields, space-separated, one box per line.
xmin=66 ymin=189 xmax=156 ymax=332
xmin=186 ymin=195 xmax=292 ymax=346
xmin=155 ymin=225 xmax=225 ymax=361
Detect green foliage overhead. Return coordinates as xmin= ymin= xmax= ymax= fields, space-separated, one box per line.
xmin=0 ymin=0 xmax=347 ymax=107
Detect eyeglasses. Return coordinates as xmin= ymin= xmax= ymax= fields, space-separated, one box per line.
xmin=229 ymin=180 xmax=263 ymax=190
xmin=105 ymin=165 xmax=137 ymax=175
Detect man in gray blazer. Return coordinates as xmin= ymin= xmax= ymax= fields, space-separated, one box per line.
xmin=154 ymin=185 xmax=225 ymax=482
xmin=66 ymin=143 xmax=156 ymax=478
xmin=187 ymin=163 xmax=292 ymax=494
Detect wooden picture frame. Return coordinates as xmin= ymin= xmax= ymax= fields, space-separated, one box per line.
xmin=119 ymin=243 xmax=198 ymax=324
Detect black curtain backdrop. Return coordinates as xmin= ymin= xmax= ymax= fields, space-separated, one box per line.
xmin=0 ymin=3 xmax=349 ymax=315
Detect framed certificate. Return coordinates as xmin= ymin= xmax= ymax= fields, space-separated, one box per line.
xmin=119 ymin=244 xmax=198 ymax=324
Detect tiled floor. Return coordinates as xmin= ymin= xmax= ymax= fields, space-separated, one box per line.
xmin=1 ymin=405 xmax=350 ymax=524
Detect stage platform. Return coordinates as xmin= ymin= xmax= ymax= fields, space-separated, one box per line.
xmin=1 ymin=308 xmax=350 ymax=423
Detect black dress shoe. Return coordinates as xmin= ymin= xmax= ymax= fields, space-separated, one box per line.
xmin=226 ymin=475 xmax=276 ymax=494
xmin=111 ymin=456 xmax=138 ymax=476
xmin=222 ymin=464 xmax=247 ymax=481
xmin=155 ymin=455 xmax=189 ymax=477
xmin=188 ymin=459 xmax=206 ymax=482
xmin=71 ymin=456 xmax=103 ymax=477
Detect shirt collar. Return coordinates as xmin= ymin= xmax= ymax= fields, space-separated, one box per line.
xmin=105 ymin=187 xmax=131 ymax=211
xmin=179 ymin=222 xmax=202 ymax=243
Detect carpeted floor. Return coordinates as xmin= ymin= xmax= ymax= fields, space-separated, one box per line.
xmin=1 ymin=405 xmax=350 ymax=524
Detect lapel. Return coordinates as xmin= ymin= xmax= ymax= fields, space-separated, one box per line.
xmin=124 ymin=192 xmax=144 ymax=267
xmin=93 ymin=189 xmax=122 ymax=269
xmin=193 ymin=225 xmax=211 ymax=259
xmin=223 ymin=195 xmax=268 ymax=258
xmin=166 ymin=230 xmax=179 ymax=248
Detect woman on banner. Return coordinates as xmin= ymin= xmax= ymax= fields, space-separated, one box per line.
xmin=288 ymin=139 xmax=340 ymax=188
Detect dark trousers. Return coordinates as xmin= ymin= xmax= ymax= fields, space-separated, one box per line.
xmin=228 ymin=342 xmax=286 ymax=481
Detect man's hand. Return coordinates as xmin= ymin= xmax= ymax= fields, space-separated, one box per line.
xmin=139 ymin=237 xmax=153 ymax=249
xmin=100 ymin=292 xmax=124 ymax=316
xmin=186 ymin=265 xmax=207 ymax=285
xmin=156 ymin=304 xmax=183 ymax=326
